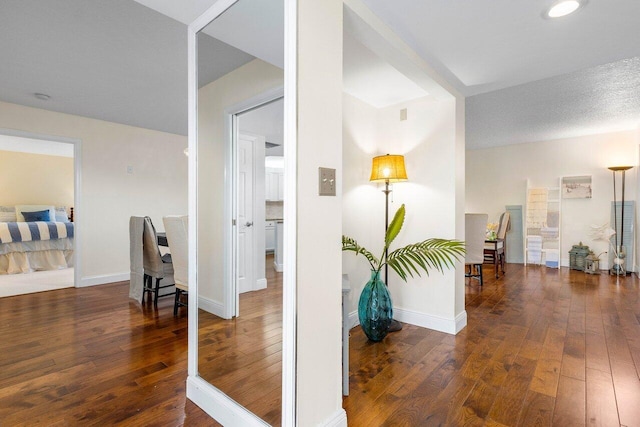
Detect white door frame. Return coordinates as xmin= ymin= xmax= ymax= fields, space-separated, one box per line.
xmin=0 ymin=128 xmax=82 ymax=288
xmin=186 ymin=0 xmax=297 ymax=425
xmin=226 ymin=93 xmax=282 ymax=319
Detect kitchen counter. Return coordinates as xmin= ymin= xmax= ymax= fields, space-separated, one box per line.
xmin=274 ymin=220 xmax=284 ymax=272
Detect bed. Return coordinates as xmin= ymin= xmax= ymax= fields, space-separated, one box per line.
xmin=0 ymin=205 xmax=74 ymax=274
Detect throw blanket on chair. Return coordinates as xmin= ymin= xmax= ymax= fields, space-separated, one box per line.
xmin=129 ymin=216 xmax=145 ymax=304
xmin=0 ymin=221 xmax=74 ymax=244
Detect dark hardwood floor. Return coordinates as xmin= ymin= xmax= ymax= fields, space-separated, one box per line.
xmin=0 ymin=280 xmax=219 ymax=426
xmin=0 ymin=263 xmax=638 ymax=426
xmin=198 ymin=256 xmax=283 ymax=426
xmin=344 ymin=264 xmax=640 ymax=426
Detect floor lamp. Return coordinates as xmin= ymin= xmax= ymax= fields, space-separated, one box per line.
xmin=370 ymin=154 xmax=408 ymax=332
xmin=608 ymin=165 xmax=633 ymax=275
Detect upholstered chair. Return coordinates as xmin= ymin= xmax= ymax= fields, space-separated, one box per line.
xmin=465 ymin=213 xmax=488 ymax=286
xmin=142 ymin=216 xmax=174 ymax=305
xmin=163 ymin=215 xmax=188 ymax=315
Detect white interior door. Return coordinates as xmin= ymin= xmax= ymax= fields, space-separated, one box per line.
xmin=237 ymin=135 xmax=255 ymax=298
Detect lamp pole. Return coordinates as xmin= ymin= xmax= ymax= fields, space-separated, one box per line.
xmin=383 ymin=180 xmax=391 ymax=285
xmin=608 ymin=165 xmax=633 ymax=275
xmin=370 ymin=154 xmax=408 ymax=333
xmin=383 ymin=179 xmax=403 ymax=332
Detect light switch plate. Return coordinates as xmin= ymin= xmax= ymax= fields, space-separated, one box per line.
xmin=319 ymin=167 xmax=336 ymax=196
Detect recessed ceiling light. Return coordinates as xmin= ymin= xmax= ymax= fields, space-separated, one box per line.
xmin=34 ymin=93 xmax=51 ymax=101
xmin=547 ymin=0 xmax=582 ymax=18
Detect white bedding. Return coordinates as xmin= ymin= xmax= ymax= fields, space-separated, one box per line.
xmin=0 ymin=205 xmax=74 ymax=274
xmin=0 ymin=238 xmax=74 ymax=274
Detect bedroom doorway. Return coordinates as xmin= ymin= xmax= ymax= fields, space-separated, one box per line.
xmin=0 ymin=129 xmax=81 ymax=297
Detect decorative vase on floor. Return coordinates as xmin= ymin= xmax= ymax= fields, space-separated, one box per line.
xmin=358 ymin=270 xmax=393 ymax=342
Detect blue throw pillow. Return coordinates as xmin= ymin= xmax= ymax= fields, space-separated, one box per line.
xmin=22 ymin=210 xmax=51 ymax=222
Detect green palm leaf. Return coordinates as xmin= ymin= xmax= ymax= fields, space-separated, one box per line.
xmin=342 ymin=205 xmax=465 ymax=282
xmin=342 ymin=235 xmax=380 ymax=271
xmin=386 ymin=238 xmax=465 ymax=281
xmin=385 ymin=204 xmax=405 ymax=249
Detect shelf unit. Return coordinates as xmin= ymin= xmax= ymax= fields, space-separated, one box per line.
xmin=524 ymin=181 xmax=561 ymax=268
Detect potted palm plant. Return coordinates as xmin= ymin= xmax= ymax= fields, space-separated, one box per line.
xmin=342 ymin=204 xmax=465 ymax=341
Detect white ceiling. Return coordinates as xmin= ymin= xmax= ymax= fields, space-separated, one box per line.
xmin=0 ymin=0 xmax=190 ymax=135
xmin=343 ymin=31 xmax=429 ymax=108
xmin=132 ymin=0 xmax=215 ymax=25
xmin=1 ymin=0 xmax=639 ymax=148
xmin=467 ymin=57 xmax=640 ymax=149
xmin=360 ymin=0 xmax=640 ymax=96
xmin=0 ymin=135 xmax=74 ymax=158
xmin=200 ymin=0 xmax=284 ymax=69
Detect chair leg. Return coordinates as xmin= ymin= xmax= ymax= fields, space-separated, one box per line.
xmin=154 ymin=278 xmax=161 ymax=306
xmin=174 ymin=289 xmax=181 ymax=316
xmin=143 ymin=274 xmax=151 ymax=304
xmin=477 ymin=264 xmax=484 ymax=286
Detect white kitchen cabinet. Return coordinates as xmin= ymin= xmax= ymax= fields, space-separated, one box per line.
xmin=265 ymin=221 xmax=276 ymax=252
xmin=265 ymin=167 xmax=284 ymax=201
xmin=276 ymin=171 xmax=284 ymax=200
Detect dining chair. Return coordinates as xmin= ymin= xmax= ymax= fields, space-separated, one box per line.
xmin=483 ymin=211 xmax=510 ymax=278
xmin=496 ymin=211 xmax=510 ymax=269
xmin=465 ymin=213 xmax=488 ymax=286
xmin=129 ymin=216 xmax=145 ymax=303
xmin=163 ymin=215 xmax=188 ymax=315
xmin=142 ymin=216 xmax=174 ymax=305
xmin=497 ymin=211 xmax=511 ymax=240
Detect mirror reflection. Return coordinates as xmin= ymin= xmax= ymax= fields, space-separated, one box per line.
xmin=196 ymin=0 xmax=284 ymax=424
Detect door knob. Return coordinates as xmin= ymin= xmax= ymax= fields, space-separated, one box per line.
xmin=245 ymin=222 xmax=253 ymax=227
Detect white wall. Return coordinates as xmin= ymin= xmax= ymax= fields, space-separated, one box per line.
xmin=0 ymin=150 xmax=74 ymax=208
xmin=342 ymin=93 xmax=464 ymax=333
xmin=0 ymin=100 xmax=187 ymax=284
xmin=296 ymin=0 xmax=345 ymax=424
xmin=197 ymin=59 xmax=283 ymax=306
xmin=466 ymin=130 xmax=638 ymax=270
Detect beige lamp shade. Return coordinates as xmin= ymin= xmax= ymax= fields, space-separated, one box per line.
xmin=370 ymin=154 xmax=408 ymax=183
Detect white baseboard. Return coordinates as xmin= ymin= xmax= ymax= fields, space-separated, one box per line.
xmin=320 ymin=408 xmax=348 ymax=427
xmin=274 ymin=259 xmax=283 ymax=272
xmin=394 ymin=307 xmax=465 ymax=335
xmin=255 ymin=278 xmax=267 ymax=290
xmin=187 ymin=376 xmax=268 ymax=426
xmin=348 ymin=308 xmax=466 ymax=335
xmin=78 ymin=272 xmax=130 ymax=287
xmin=348 ymin=310 xmax=359 ymax=329
xmin=198 ymin=295 xmax=225 ymax=317
xmin=454 ymin=311 xmax=467 ymax=333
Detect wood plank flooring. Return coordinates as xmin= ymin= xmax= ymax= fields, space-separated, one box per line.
xmin=344 ymin=264 xmax=640 ymax=426
xmin=198 ymin=257 xmax=283 ymax=426
xmin=0 ymin=263 xmax=638 ymax=426
xmin=0 ymin=280 xmax=217 ymax=426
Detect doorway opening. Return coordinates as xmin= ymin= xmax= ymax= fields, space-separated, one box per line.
xmin=231 ymin=95 xmax=284 ymax=318
xmin=0 ymin=129 xmax=81 ymax=297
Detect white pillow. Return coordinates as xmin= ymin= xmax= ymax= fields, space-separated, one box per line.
xmin=55 ymin=206 xmax=70 ymax=223
xmin=15 ymin=205 xmax=56 ymax=222
xmin=0 ymin=206 xmax=16 ymax=222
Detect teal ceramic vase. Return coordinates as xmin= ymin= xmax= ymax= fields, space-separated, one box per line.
xmin=358 ymin=270 xmax=393 ymax=342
